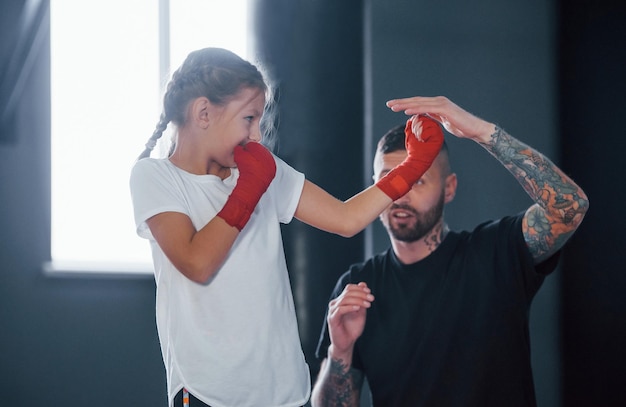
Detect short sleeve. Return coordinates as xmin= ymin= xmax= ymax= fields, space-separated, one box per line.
xmin=129 ymin=159 xmax=188 ymax=239
xmin=269 ymin=155 xmax=305 ymax=224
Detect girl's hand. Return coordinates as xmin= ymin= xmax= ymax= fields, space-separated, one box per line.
xmin=375 ymin=114 xmax=444 ymax=201
xmin=217 ymin=142 xmax=276 ymax=231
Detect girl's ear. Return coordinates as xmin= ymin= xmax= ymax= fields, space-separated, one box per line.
xmin=189 ymin=97 xmax=212 ymax=129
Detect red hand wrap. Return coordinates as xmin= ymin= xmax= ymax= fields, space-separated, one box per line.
xmin=217 ymin=142 xmax=277 ymax=231
xmin=376 ymin=115 xmax=444 ymax=201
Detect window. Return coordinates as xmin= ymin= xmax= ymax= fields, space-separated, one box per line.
xmin=48 ymin=0 xmax=250 ymax=275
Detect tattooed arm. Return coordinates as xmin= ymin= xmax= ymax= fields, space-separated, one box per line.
xmin=311 ymin=283 xmax=374 ymax=407
xmin=386 ymin=96 xmax=589 ymax=263
xmin=478 ymin=127 xmax=589 ymax=263
xmin=311 ymin=352 xmax=364 ymax=407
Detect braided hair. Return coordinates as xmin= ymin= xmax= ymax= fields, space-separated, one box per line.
xmin=137 ymin=48 xmax=273 ymax=160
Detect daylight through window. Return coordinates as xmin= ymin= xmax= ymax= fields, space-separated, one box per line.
xmin=50 ymin=0 xmax=249 ymax=274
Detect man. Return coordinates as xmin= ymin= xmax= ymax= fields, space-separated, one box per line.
xmin=311 ymin=96 xmax=589 ymax=407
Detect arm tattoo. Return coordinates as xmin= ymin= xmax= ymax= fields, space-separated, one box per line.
xmin=315 ymin=357 xmax=363 ymax=407
xmin=479 ymin=126 xmax=589 ymax=260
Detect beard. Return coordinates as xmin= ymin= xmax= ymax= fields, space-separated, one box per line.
xmin=383 ymin=193 xmax=445 ymax=243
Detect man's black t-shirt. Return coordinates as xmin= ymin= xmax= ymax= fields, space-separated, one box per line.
xmin=316 ymin=214 xmax=559 ymax=407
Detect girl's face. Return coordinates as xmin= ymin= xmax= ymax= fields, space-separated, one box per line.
xmin=208 ymin=87 xmax=266 ymax=169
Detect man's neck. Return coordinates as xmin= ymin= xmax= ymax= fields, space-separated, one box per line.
xmin=391 ymin=220 xmax=449 ymax=265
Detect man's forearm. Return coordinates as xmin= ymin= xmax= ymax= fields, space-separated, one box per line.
xmin=479 ymin=126 xmax=589 ymax=258
xmin=311 ymin=356 xmax=363 ymax=407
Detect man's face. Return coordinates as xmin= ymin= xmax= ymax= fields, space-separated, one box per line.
xmin=374 ymin=149 xmax=450 ymax=242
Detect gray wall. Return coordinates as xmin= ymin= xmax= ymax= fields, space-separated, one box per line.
xmin=252 ymin=0 xmax=367 ymax=389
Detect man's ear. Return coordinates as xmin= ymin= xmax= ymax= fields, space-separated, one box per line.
xmin=444 ymin=173 xmax=457 ymax=204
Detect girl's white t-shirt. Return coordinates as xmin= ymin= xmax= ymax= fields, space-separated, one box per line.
xmin=130 ymin=155 xmax=309 ymax=407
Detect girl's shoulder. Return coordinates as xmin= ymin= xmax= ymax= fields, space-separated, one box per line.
xmin=131 ymin=157 xmax=178 ymax=177
xmin=130 ymin=158 xmax=173 ymax=187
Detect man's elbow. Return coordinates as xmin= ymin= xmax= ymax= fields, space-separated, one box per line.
xmin=570 ymin=193 xmax=590 ymax=230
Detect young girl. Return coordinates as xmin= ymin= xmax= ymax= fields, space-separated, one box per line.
xmin=130 ymin=47 xmax=443 ymax=407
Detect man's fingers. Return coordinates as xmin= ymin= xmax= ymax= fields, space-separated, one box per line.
xmin=337 ymin=285 xmax=374 ymax=303
xmin=344 ymin=282 xmax=372 ymax=294
xmin=327 ymin=282 xmax=374 ymax=321
xmin=329 ymin=292 xmax=374 ymax=314
xmin=328 ymin=303 xmax=369 ymax=323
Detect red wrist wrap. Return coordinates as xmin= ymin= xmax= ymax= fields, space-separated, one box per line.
xmin=376 ymin=115 xmax=444 ymax=201
xmin=217 ymin=143 xmax=276 ymax=231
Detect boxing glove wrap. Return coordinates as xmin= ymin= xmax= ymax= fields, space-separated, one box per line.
xmin=217 ymin=142 xmax=276 ymax=231
xmin=376 ymin=115 xmax=444 ymax=201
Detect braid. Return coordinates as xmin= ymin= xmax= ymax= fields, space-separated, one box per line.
xmin=137 ymin=112 xmax=169 ymax=160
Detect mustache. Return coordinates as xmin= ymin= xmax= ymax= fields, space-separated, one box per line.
xmin=389 ymin=203 xmax=418 ymax=216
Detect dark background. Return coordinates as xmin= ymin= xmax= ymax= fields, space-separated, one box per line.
xmin=1 ymin=0 xmax=624 ymax=406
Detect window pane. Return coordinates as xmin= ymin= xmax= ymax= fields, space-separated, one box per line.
xmin=51 ymin=0 xmax=159 ymax=266
xmin=50 ymin=1 xmax=250 ymax=271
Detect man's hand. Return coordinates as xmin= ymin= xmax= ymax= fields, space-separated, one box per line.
xmin=327 ymin=282 xmax=374 ymax=360
xmin=387 ymin=96 xmax=496 ymax=143
xmin=311 ymin=283 xmax=372 ymax=407
xmin=387 ymin=96 xmax=589 ymax=264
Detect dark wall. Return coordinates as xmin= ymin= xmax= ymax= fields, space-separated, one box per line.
xmin=1 ymin=1 xmax=624 ymax=406
xmin=559 ymin=1 xmax=626 ymax=406
xmin=252 ymin=0 xmax=366 ymax=379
